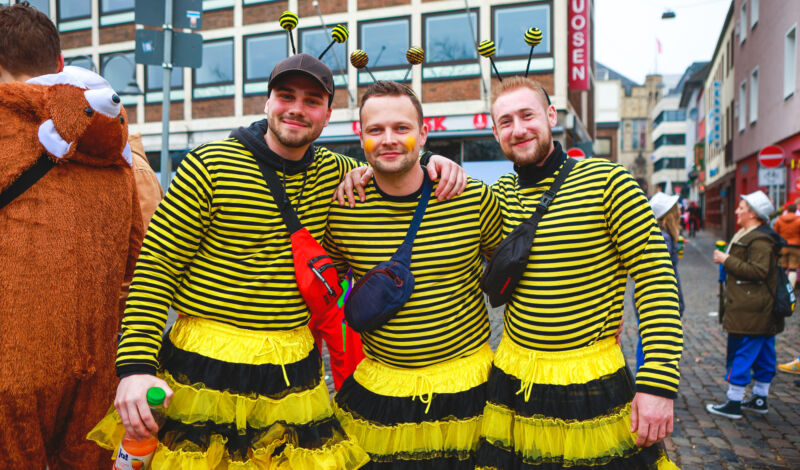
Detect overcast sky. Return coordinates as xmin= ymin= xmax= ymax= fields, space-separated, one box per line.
xmin=595 ymin=0 xmax=732 ymax=84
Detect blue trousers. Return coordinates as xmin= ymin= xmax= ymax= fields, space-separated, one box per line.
xmin=725 ymin=334 xmax=776 ymax=386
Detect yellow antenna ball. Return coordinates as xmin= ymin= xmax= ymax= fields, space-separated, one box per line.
xmin=364 ymin=138 xmax=375 ymax=153
xmin=350 ymin=49 xmax=369 ymax=68
xmin=404 ymin=136 xmax=416 ymax=152
xmin=478 ymin=40 xmax=496 ymax=58
xmin=406 ymin=47 xmax=425 ymax=65
xmin=279 ymin=11 xmax=298 ymax=31
xmin=331 ymin=24 xmax=348 ymax=43
xmin=524 ymin=27 xmax=543 ymax=46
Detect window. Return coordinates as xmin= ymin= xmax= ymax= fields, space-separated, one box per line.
xmin=653 ymin=157 xmax=685 ymax=172
xmin=652 ymin=109 xmax=686 ymax=127
xmin=146 ymin=65 xmax=184 ymax=103
xmin=786 ymin=26 xmax=797 ymax=99
xmin=750 ymin=0 xmax=758 ymax=29
xmin=204 ymin=0 xmax=234 ymax=11
xmin=653 ymin=134 xmax=685 ymax=150
xmin=358 ymin=17 xmax=410 ymax=83
xmin=27 ymin=0 xmax=49 ymax=15
xmin=739 ymin=1 xmax=747 ymax=44
xmin=738 ymin=80 xmax=746 ymax=132
xmin=244 ymin=33 xmax=287 ymax=95
xmin=100 ymin=0 xmax=135 ymax=26
xmin=58 ymin=0 xmax=91 ymax=31
xmin=423 ymin=10 xmax=479 ymax=79
xmin=493 ymin=3 xmax=551 ymax=64
xmin=193 ymin=39 xmax=234 ymax=99
xmin=631 ymin=119 xmax=647 ymax=150
xmin=595 ymin=138 xmax=611 ymax=157
xmin=749 ymin=67 xmax=758 ymax=124
xmin=65 ymin=55 xmax=96 ymax=72
xmin=300 ymin=27 xmax=347 ymax=86
xmin=100 ymin=52 xmax=139 ymax=105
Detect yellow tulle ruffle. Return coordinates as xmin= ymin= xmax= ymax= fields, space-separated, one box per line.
xmin=335 ymin=404 xmax=481 ymax=460
xmin=353 ymin=342 xmax=493 ymax=399
xmin=169 ymin=316 xmax=315 ymax=366
xmin=493 ymin=337 xmax=625 ymax=388
xmin=482 ymin=401 xmax=651 ymax=465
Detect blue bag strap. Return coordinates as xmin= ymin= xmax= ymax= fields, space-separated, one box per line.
xmin=402 ymin=173 xmax=432 ymax=245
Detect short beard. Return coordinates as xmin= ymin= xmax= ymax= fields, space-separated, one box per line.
xmin=512 ymin=129 xmax=552 ymax=167
xmin=371 ymin=152 xmax=418 ymax=176
xmin=268 ymin=114 xmax=319 ymax=148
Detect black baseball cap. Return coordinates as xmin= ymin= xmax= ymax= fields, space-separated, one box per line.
xmin=267 ymin=53 xmax=335 ymax=106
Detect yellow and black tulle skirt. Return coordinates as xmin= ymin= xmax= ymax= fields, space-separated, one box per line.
xmin=476 ymin=337 xmax=679 ymax=470
xmin=333 ymin=343 xmax=494 ymax=469
xmin=88 ymin=316 xmax=369 ymax=469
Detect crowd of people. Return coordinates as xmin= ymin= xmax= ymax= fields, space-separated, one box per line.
xmin=32 ymin=2 xmax=800 ymax=469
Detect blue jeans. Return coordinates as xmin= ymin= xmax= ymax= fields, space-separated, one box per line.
xmin=725 ymin=334 xmax=776 ymax=386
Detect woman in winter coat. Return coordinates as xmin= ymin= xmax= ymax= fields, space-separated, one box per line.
xmin=707 ymin=190 xmax=785 ymax=419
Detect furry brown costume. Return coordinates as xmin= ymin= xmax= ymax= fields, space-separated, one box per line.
xmin=0 ymin=67 xmax=143 ymax=469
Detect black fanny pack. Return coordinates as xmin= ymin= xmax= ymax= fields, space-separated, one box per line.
xmin=344 ymin=175 xmax=432 ymax=333
xmin=480 ymin=158 xmax=576 ymax=307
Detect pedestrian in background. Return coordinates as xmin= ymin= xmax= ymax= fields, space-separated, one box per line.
xmin=707 ymin=191 xmax=785 ymax=419
xmin=774 ymin=202 xmax=800 ymax=287
xmin=632 ymin=192 xmax=685 ymax=372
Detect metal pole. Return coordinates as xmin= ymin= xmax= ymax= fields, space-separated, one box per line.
xmin=160 ymin=0 xmax=174 ymax=191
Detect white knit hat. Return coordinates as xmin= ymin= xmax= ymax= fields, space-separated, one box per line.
xmin=649 ymin=192 xmax=680 ymax=220
xmin=741 ymin=190 xmax=774 ymax=222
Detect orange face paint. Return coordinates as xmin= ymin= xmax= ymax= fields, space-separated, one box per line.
xmin=404 ymin=136 xmax=416 ymax=152
xmin=364 ymin=138 xmax=375 ymax=153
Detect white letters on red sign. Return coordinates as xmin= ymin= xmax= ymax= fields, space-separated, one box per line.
xmin=568 ymin=0 xmax=590 ymax=91
xmin=473 ymin=113 xmax=488 ymax=129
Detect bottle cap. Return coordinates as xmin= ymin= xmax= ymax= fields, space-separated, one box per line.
xmin=146 ymin=387 xmax=166 ymax=406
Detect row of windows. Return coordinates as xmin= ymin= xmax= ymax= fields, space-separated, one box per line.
xmin=653 ymin=133 xmax=686 ymax=150
xmin=67 ymin=4 xmax=554 ymax=101
xmin=652 ymin=109 xmax=686 ymax=127
xmin=653 ymin=157 xmax=686 ymax=172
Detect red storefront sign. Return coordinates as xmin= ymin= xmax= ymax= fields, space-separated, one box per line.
xmin=568 ymin=0 xmax=590 ymax=91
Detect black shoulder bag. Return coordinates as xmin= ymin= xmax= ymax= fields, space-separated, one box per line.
xmin=344 ymin=175 xmax=432 ymax=333
xmin=480 ymin=158 xmax=576 ymax=308
xmin=0 ymin=154 xmax=56 ymax=210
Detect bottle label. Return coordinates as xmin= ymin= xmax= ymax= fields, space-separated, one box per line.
xmin=114 ymin=444 xmax=154 ymax=470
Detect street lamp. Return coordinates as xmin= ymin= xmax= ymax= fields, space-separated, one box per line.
xmin=66 ymin=53 xmax=142 ymax=95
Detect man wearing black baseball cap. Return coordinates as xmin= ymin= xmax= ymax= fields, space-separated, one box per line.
xmin=106 ymin=52 xmax=465 ymax=468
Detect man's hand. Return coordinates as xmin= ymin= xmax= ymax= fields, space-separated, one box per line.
xmin=115 ymin=374 xmax=174 ymax=440
xmin=712 ymin=250 xmax=729 ymax=264
xmin=630 ymin=392 xmax=674 ymax=447
xmin=427 ymin=155 xmax=467 ymax=200
xmin=333 ymin=155 xmax=467 ymax=207
xmin=334 ymin=166 xmax=373 ymax=208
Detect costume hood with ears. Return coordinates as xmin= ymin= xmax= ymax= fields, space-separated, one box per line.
xmin=27 ymin=66 xmax=133 ymax=167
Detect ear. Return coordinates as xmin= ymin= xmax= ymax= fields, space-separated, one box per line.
xmin=323 ymin=106 xmax=332 ymax=127
xmin=37 ymin=119 xmax=73 ymax=159
xmin=57 ymin=54 xmax=65 ymax=73
xmin=418 ymin=121 xmax=429 ymax=148
xmin=547 ymin=104 xmax=557 ymax=128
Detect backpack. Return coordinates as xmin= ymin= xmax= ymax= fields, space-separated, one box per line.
xmin=772 ymin=267 xmax=796 ymax=318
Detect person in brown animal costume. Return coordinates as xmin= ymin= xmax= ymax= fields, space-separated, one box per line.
xmin=0 ymin=4 xmax=144 ymax=467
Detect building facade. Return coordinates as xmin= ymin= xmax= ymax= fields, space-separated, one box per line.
xmin=617 ymin=74 xmax=662 ymax=195
xmin=650 ymin=94 xmax=687 ymax=194
xmin=13 ymin=0 xmax=597 ymax=184
xmin=732 ymin=0 xmax=800 ymax=210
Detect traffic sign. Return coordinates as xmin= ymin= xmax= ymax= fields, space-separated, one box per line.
xmin=758 ymin=145 xmax=785 ymax=168
xmin=758 ymin=167 xmax=783 ymax=186
xmin=567 ymin=148 xmax=586 ymax=160
xmin=136 ymin=0 xmax=203 ymax=30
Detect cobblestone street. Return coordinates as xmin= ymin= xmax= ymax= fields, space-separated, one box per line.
xmin=320 ymin=229 xmax=800 ymax=469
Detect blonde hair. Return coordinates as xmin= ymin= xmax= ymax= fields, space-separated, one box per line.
xmin=490 ymin=76 xmax=550 ymax=111
xmin=659 ymin=204 xmax=681 ymax=241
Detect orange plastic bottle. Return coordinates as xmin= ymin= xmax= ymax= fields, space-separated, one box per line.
xmin=113 ymin=387 xmax=166 ymax=470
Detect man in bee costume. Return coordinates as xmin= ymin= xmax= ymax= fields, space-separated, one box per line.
xmin=475 ymin=75 xmax=683 ymax=469
xmin=326 ymin=80 xmax=502 ymax=468
xmin=88 ymin=10 xmax=465 ymax=466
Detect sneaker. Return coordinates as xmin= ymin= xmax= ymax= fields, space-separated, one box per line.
xmin=706 ymin=400 xmax=742 ymax=419
xmin=778 ymin=359 xmax=800 ymax=375
xmin=741 ymin=395 xmax=768 ymax=414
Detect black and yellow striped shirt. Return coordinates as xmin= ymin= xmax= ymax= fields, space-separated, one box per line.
xmin=491 ymin=152 xmax=683 ymax=398
xmin=116 ymin=138 xmax=359 ymax=376
xmin=325 ymin=176 xmax=502 ymax=368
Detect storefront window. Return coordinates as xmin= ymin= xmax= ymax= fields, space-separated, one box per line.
xmin=193 ymin=39 xmax=234 ymax=99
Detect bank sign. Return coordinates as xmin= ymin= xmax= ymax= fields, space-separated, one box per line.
xmin=568 ymin=0 xmax=590 ymax=91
